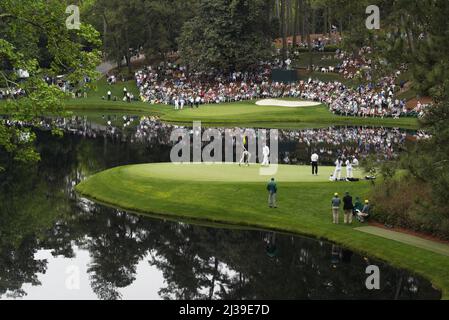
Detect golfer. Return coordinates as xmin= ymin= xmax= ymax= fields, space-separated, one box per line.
xmin=239 ymin=136 xmax=251 ymax=166
xmin=311 ymin=151 xmax=319 ymax=175
xmin=331 ymin=193 xmax=341 ymax=224
xmin=267 ymin=178 xmax=278 ymax=208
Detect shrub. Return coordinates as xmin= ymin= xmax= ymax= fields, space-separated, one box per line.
xmin=370 ymin=177 xmax=449 ymax=240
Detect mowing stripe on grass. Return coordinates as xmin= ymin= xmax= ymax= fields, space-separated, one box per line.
xmin=355 ymin=226 xmax=449 ymax=257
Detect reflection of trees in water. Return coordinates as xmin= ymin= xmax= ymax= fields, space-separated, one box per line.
xmin=0 ymin=130 xmax=441 ymax=300
xmin=75 ymin=208 xmax=150 ymax=300
xmin=68 ymin=206 xmax=440 ymax=300
xmin=0 ymin=237 xmax=47 ymax=299
xmin=43 ymin=117 xmax=422 ymax=165
xmin=0 ymin=132 xmax=75 ymax=298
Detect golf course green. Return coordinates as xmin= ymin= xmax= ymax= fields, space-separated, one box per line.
xmin=76 ymin=163 xmax=449 ymax=298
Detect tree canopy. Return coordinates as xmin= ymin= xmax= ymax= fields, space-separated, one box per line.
xmin=178 ymin=0 xmax=276 ymax=73
xmin=0 ymin=0 xmax=101 ymax=169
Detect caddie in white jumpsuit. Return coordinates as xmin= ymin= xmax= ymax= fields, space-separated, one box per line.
xmin=346 ymin=158 xmax=354 ymax=179
xmin=262 ymin=144 xmax=270 ymax=166
xmin=333 ymin=158 xmax=343 ymax=181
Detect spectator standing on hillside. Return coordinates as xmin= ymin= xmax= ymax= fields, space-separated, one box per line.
xmin=331 ymin=193 xmax=341 ymax=224
xmin=343 ymin=192 xmax=354 ymax=224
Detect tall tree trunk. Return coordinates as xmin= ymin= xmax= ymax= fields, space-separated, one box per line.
xmin=286 ymin=0 xmax=291 ymax=37
xmin=300 ymin=0 xmax=305 ymax=43
xmin=124 ymin=28 xmax=131 ymax=75
xmin=293 ymin=0 xmax=299 ymax=47
xmin=305 ymin=1 xmax=312 ymax=69
xmin=324 ymin=7 xmax=328 ymax=36
xmin=402 ymin=15 xmax=415 ymax=54
xmin=281 ymin=0 xmax=287 ymax=64
xmin=311 ymin=7 xmax=316 ymax=35
xmin=275 ymin=0 xmax=280 ymax=18
xmin=102 ymin=14 xmax=108 ymax=59
xmin=339 ymin=17 xmax=343 ymax=36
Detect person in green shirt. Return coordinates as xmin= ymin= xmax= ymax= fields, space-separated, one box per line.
xmin=267 ymin=178 xmax=278 ymax=208
xmin=354 ymin=197 xmax=364 ymax=213
xmin=354 ymin=199 xmax=371 ymax=222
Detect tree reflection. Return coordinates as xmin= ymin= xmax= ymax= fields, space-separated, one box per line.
xmin=70 ymin=205 xmax=440 ymax=300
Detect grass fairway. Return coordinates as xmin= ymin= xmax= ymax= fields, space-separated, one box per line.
xmin=61 ymin=78 xmax=419 ymax=129
xmin=76 ymin=163 xmax=449 ymax=298
xmin=156 ymin=102 xmax=418 ymax=129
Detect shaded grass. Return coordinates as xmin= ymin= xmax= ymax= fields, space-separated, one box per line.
xmin=293 ymin=52 xmax=342 ymax=69
xmin=76 ymin=163 xmax=449 ymax=299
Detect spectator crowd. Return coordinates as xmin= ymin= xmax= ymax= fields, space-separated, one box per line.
xmin=134 ymin=62 xmax=428 ymax=118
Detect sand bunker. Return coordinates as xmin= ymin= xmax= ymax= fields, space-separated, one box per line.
xmin=256 ymin=99 xmax=322 ymax=108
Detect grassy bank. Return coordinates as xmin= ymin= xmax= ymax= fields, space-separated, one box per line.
xmin=76 ymin=163 xmax=449 ymax=299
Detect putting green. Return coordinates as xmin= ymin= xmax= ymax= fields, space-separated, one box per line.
xmin=116 ymin=163 xmax=363 ymax=183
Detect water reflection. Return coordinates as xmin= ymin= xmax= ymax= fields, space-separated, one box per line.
xmin=0 ymin=129 xmax=440 ymax=300
xmin=2 ymin=115 xmax=430 ymax=165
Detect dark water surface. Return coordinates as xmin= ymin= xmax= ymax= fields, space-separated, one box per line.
xmin=0 ymin=127 xmax=440 ymax=300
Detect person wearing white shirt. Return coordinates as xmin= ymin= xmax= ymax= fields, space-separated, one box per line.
xmin=262 ymin=144 xmax=270 ymax=166
xmin=332 ymin=157 xmax=343 ymax=181
xmin=174 ymin=98 xmax=179 ymax=110
xmin=195 ymin=96 xmax=201 ymax=108
xmin=346 ymin=158 xmax=354 ymax=179
xmin=180 ymin=97 xmax=185 ymax=110
xmin=311 ymin=152 xmax=319 ymax=175
xmin=352 ymin=157 xmax=359 ymax=168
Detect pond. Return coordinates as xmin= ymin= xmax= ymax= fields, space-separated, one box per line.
xmin=0 ymin=123 xmax=440 ymax=300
